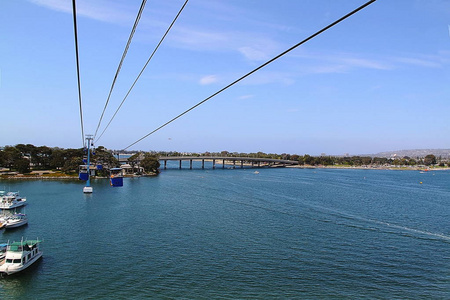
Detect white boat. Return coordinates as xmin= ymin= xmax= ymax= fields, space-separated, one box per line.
xmin=3 ymin=213 xmax=28 ymax=229
xmin=0 ymin=239 xmax=43 ymax=275
xmin=0 ymin=192 xmax=27 ymax=209
xmin=0 ymin=210 xmax=12 ymax=228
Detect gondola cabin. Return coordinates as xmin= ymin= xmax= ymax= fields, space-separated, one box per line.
xmin=79 ymin=165 xmax=96 ymax=181
xmin=110 ymin=168 xmax=123 ymax=187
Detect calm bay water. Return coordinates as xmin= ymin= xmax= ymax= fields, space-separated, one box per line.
xmin=0 ymin=167 xmax=449 ymax=299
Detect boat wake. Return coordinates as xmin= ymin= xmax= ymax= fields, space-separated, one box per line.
xmin=373 ymin=220 xmax=450 ymax=242
xmin=316 ymin=207 xmax=450 ymax=243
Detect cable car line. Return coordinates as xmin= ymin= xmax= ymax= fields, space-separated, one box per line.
xmin=93 ymin=0 xmax=148 ymax=140
xmin=71 ymin=0 xmax=85 ymax=147
xmin=121 ymin=0 xmax=377 ymax=151
xmin=95 ymin=0 xmax=189 ymax=144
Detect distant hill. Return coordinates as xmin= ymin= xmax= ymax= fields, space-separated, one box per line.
xmin=370 ymin=149 xmax=450 ymax=159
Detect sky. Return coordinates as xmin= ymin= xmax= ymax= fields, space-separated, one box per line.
xmin=1 ymin=0 xmax=449 ymax=155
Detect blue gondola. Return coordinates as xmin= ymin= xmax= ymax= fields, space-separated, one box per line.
xmin=110 ymin=168 xmax=123 ymax=187
xmin=79 ymin=165 xmax=88 ymax=181
xmin=79 ymin=165 xmax=95 ymax=181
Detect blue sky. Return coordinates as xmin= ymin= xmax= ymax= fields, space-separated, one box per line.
xmin=1 ymin=0 xmax=449 ymax=155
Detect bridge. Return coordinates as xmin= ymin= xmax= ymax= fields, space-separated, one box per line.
xmin=158 ymin=156 xmax=299 ymax=170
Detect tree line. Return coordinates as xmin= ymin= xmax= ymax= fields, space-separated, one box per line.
xmin=0 ymin=144 xmax=160 ymax=175
xmin=1 ymin=144 xmax=446 ymax=175
xmin=151 ymin=150 xmax=445 ymax=167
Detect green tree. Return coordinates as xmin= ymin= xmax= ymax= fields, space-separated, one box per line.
xmin=62 ymin=157 xmax=83 ymax=174
xmin=93 ymin=146 xmax=118 ymax=169
xmin=319 ymin=156 xmax=334 ymax=166
xmin=141 ymin=154 xmax=160 ymax=174
xmin=424 ymin=154 xmax=436 ymax=166
xmin=372 ymin=157 xmax=388 ymax=165
xmin=0 ymin=151 xmax=6 ymax=167
xmin=303 ymin=154 xmax=313 ymax=165
xmin=2 ymin=146 xmax=22 ymax=168
xmin=392 ymin=158 xmax=402 ymax=166
xmin=35 ymin=146 xmax=53 ymax=169
xmin=14 ymin=158 xmax=31 ymax=173
xmin=50 ymin=149 xmax=66 ymax=170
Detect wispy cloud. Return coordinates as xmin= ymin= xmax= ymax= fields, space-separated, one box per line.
xmin=30 ymin=0 xmax=288 ymax=63
xmin=169 ymin=25 xmax=282 ymax=62
xmin=29 ymin=0 xmax=135 ymax=24
xmin=238 ymin=71 xmax=296 ymax=86
xmin=238 ymin=46 xmax=270 ymax=61
xmin=392 ymin=53 xmax=446 ymax=68
xmin=169 ymin=27 xmax=231 ymax=51
xmin=338 ymin=57 xmax=391 ymax=70
xmin=289 ymin=49 xmax=449 ymax=75
xmin=238 ymin=95 xmax=254 ymax=100
xmin=395 ymin=57 xmax=441 ymax=68
xmin=199 ymin=75 xmax=219 ymax=85
xmin=290 ymin=51 xmax=393 ymax=73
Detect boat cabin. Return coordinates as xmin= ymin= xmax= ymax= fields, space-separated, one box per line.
xmin=0 ymin=240 xmax=43 ymax=275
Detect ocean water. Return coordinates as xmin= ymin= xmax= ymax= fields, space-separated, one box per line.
xmin=0 ymin=167 xmax=448 ymax=299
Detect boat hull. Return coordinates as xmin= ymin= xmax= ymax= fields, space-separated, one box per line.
xmin=4 ymin=219 xmax=28 ymax=229
xmin=0 ymin=252 xmax=42 ymax=275
xmin=0 ymin=201 xmax=27 ymax=210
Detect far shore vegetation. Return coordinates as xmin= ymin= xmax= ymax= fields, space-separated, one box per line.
xmin=0 ymin=144 xmax=448 ymax=179
xmin=0 ymin=144 xmax=160 ymax=178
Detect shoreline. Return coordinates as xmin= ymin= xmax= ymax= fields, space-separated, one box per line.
xmin=1 ymin=165 xmax=447 ymax=180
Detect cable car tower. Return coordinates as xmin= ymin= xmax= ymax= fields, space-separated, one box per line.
xmin=83 ymin=134 xmax=94 ymax=193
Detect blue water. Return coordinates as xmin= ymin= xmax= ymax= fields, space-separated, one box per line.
xmin=0 ymin=168 xmax=449 ymax=299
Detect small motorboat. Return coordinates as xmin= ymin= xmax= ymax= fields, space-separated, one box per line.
xmin=3 ymin=213 xmax=28 ymax=229
xmin=0 ymin=239 xmax=43 ymax=275
xmin=0 ymin=192 xmax=27 ymax=210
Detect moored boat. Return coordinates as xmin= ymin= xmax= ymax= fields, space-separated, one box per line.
xmin=3 ymin=213 xmax=28 ymax=229
xmin=0 ymin=239 xmax=43 ymax=275
xmin=0 ymin=192 xmax=27 ymax=209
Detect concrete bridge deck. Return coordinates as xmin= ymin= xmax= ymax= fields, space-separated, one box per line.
xmin=158 ymin=156 xmax=299 ymax=170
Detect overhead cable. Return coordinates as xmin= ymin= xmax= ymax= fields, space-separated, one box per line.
xmin=95 ymin=0 xmax=189 ymax=144
xmin=122 ymin=0 xmax=377 ymax=151
xmin=71 ymin=0 xmax=85 ymax=147
xmin=93 ymin=0 xmax=148 ymax=140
